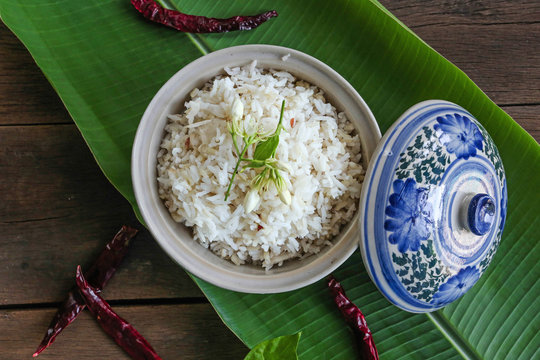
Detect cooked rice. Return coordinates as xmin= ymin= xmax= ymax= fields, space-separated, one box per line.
xmin=157 ymin=61 xmax=364 ymax=270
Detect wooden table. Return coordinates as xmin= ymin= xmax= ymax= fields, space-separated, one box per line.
xmin=1 ymin=1 xmax=538 ymax=358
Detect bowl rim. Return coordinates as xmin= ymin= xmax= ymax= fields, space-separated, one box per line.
xmin=131 ymin=44 xmax=381 ymax=293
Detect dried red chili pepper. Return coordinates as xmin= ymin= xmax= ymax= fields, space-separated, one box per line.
xmin=75 ymin=266 xmax=162 ymax=360
xmin=328 ymin=276 xmax=379 ymax=360
xmin=33 ymin=226 xmax=138 ymax=357
xmin=131 ymin=0 xmax=278 ymax=33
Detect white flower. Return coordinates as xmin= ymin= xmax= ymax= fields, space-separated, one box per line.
xmin=243 ymin=116 xmax=259 ymax=137
xmin=231 ymin=98 xmax=244 ymax=122
xmin=244 ymin=189 xmax=260 ymax=213
xmin=276 ymin=160 xmax=292 ymax=174
xmin=265 ymin=159 xmax=292 ymax=173
xmin=229 ymin=98 xmax=244 ymax=136
xmin=279 ymin=188 xmax=292 ymax=206
xmin=273 ymin=174 xmax=291 ymax=206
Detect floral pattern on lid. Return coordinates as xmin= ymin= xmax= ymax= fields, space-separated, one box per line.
xmin=432 ymin=266 xmax=480 ymax=306
xmin=384 ymin=179 xmax=432 ymax=253
xmin=434 ymin=113 xmax=484 ymax=160
xmin=359 ymin=100 xmax=506 ymax=313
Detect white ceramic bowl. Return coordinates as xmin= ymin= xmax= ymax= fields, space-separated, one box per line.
xmin=132 ymin=45 xmax=381 ymax=293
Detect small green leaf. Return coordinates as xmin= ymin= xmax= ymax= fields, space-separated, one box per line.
xmin=253 ymin=135 xmax=280 ymax=161
xmin=244 ymin=332 xmax=301 ymax=360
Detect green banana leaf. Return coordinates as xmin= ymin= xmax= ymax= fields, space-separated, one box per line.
xmin=1 ymin=0 xmax=538 ymax=359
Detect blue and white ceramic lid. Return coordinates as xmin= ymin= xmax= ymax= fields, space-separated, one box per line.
xmin=359 ymin=100 xmax=507 ymax=313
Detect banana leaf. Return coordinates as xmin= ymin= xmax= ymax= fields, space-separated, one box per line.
xmin=1 ymin=0 xmax=538 ymax=358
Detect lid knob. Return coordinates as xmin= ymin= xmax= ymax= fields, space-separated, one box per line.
xmin=467 ymin=194 xmax=496 ymax=236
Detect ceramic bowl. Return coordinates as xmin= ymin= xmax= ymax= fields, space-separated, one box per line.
xmin=132 ymin=45 xmax=381 ymax=293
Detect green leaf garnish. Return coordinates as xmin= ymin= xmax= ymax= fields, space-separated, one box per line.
xmin=253 ymin=135 xmax=280 ymax=161
xmin=244 ymin=332 xmax=301 ymax=360
xmin=225 ymin=100 xmax=291 ymax=208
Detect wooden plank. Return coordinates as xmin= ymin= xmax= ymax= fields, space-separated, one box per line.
xmin=379 ymin=0 xmax=540 ymax=105
xmin=0 ymin=24 xmax=72 ymax=126
xmin=382 ymin=0 xmax=540 ymax=25
xmin=0 ymin=303 xmax=247 ymax=359
xmin=0 ymin=125 xmax=202 ymax=305
xmin=407 ymin=23 xmax=539 ymax=105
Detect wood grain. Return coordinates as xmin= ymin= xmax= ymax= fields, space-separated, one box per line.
xmin=0 ymin=125 xmax=202 ymax=305
xmin=410 ymin=23 xmax=539 ymax=105
xmin=0 ymin=304 xmax=247 ymax=359
xmin=380 ymin=0 xmax=540 ymax=106
xmin=0 ymin=26 xmax=71 ymax=125
xmin=383 ymin=0 xmax=540 ymax=25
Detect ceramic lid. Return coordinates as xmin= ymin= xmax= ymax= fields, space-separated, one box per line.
xmin=359 ymin=100 xmax=507 ymax=313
